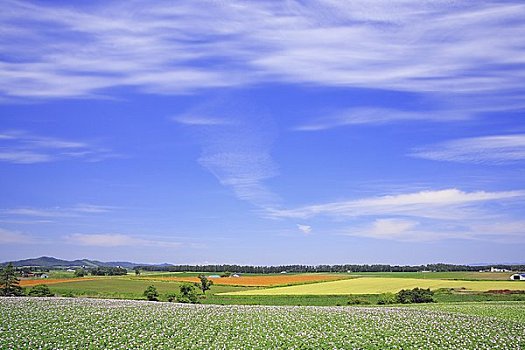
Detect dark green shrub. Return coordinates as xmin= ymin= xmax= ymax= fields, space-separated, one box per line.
xmin=347 ymin=296 xmax=371 ymax=305
xmin=28 ymin=284 xmax=54 ymax=297
xmin=396 ymin=288 xmax=434 ymax=304
xmin=177 ymin=283 xmax=199 ymax=304
xmin=143 ymin=285 xmax=159 ymax=301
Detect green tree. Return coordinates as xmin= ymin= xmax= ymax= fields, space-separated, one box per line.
xmin=28 ymin=284 xmax=54 ymax=297
xmin=198 ymin=274 xmax=213 ymax=295
xmin=143 ymin=285 xmax=159 ymax=301
xmin=177 ymin=283 xmax=199 ymax=304
xmin=0 ymin=263 xmax=23 ymax=296
xmin=74 ymin=268 xmax=86 ymax=277
xmin=134 ymin=268 xmax=141 ymax=276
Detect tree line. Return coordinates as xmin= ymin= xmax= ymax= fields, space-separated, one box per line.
xmin=137 ymin=263 xmax=525 ymax=273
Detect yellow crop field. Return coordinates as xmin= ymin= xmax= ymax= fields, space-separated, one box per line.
xmin=220 ymin=277 xmax=525 ymax=295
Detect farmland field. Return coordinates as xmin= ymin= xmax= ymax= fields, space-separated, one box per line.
xmin=19 ymin=278 xmax=98 ymax=287
xmin=1 ymin=297 xmax=523 ymax=349
xmin=140 ymin=273 xmax=349 ymax=286
xmin=222 ymin=277 xmax=525 ymax=295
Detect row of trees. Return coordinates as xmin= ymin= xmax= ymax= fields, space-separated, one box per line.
xmin=89 ymin=267 xmax=128 ymax=276
xmin=138 ymin=263 xmax=525 ymax=274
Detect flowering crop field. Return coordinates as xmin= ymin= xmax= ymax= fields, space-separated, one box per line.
xmin=1 ymin=297 xmax=524 ymax=349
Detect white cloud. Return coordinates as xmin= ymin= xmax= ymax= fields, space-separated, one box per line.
xmin=1 ymin=204 xmax=113 ymax=218
xmin=343 ymin=218 xmax=466 ymax=241
xmin=172 ymin=115 xmax=233 ymax=126
xmin=296 ymin=224 xmax=312 ymax=234
xmin=0 ymin=130 xmax=118 ymax=164
xmin=340 ymin=217 xmax=525 ymax=242
xmin=0 ymin=228 xmax=34 ymax=244
xmin=268 ymin=188 xmax=525 ymax=219
xmin=65 ymin=233 xmax=180 ymax=248
xmin=411 ymin=134 xmax=525 ymax=164
xmin=1 ymin=1 xmax=524 ymax=99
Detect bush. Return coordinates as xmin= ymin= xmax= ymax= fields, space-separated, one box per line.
xmin=61 ymin=291 xmax=75 ymax=298
xmin=377 ymin=293 xmax=396 ymax=305
xmin=143 ymin=285 xmax=159 ymax=301
xmin=28 ymin=284 xmax=54 ymax=297
xmin=347 ymin=296 xmax=371 ymax=305
xmin=166 ymin=293 xmax=178 ymax=302
xmin=176 ymin=283 xmax=199 ymax=304
xmin=396 ymin=288 xmax=434 ymax=304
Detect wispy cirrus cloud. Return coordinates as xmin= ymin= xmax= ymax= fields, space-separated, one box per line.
xmin=411 ymin=134 xmax=525 ymax=164
xmin=293 ymin=107 xmax=472 ymax=131
xmin=65 ymin=233 xmax=181 ymax=248
xmin=0 ymin=130 xmax=117 ymax=164
xmin=172 ymin=115 xmax=233 ymax=126
xmin=1 ymin=204 xmax=114 ymax=218
xmin=173 ymin=98 xmax=280 ymax=207
xmin=1 ymin=1 xmax=525 ymax=100
xmin=268 ymin=188 xmax=525 ymax=220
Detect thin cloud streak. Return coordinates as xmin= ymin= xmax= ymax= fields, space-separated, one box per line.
xmin=65 ymin=233 xmax=181 ymax=248
xmin=1 ymin=204 xmax=114 ymax=218
xmin=294 ymin=107 xmax=473 ymax=131
xmin=411 ymin=134 xmax=525 ymax=164
xmin=0 ymin=130 xmax=118 ymax=164
xmin=1 ymin=1 xmax=524 ymax=100
xmin=268 ymin=188 xmax=525 ymax=220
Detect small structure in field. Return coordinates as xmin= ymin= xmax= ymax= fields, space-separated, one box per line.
xmin=280 ymin=271 xmax=287 ymax=274
xmin=232 ymin=274 xmax=240 ymax=278
xmin=40 ymin=274 xmax=49 ymax=279
xmin=208 ymin=274 xmax=221 ymax=279
xmin=490 ymin=267 xmax=511 ymax=273
xmin=510 ymin=273 xmax=525 ymax=281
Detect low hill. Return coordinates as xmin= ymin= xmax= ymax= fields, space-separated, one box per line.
xmin=1 ymin=256 xmax=140 ymax=269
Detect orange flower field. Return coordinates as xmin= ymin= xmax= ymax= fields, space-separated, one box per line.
xmin=143 ymin=274 xmax=349 ymax=287
xmin=19 ymin=278 xmax=97 ymax=287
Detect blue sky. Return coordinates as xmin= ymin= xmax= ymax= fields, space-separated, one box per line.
xmin=1 ymin=1 xmax=524 ymax=265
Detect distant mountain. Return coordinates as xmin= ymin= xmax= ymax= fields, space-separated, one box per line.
xmin=1 ymin=256 xmax=142 ymax=269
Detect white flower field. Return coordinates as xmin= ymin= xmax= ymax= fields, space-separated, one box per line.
xmin=1 ymin=297 xmax=524 ymax=349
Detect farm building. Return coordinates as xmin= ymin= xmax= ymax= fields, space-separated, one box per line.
xmin=232 ymin=274 xmax=240 ymax=278
xmin=510 ymin=273 xmax=525 ymax=281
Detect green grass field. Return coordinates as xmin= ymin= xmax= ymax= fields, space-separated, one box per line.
xmin=221 ymin=277 xmax=525 ymax=295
